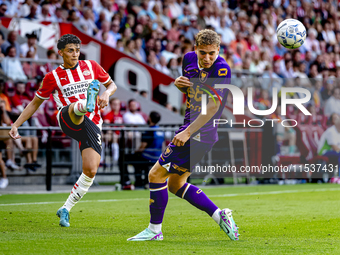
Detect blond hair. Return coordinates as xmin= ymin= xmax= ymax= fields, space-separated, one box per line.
xmin=195 ymin=29 xmax=220 ymax=47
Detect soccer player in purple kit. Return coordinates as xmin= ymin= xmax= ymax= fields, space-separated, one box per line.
xmin=128 ymin=29 xmax=239 ymax=241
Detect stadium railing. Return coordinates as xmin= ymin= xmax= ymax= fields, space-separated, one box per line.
xmin=0 ymin=125 xmax=264 ymax=190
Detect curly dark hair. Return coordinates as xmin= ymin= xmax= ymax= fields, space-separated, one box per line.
xmin=57 ymin=34 xmax=81 ymax=50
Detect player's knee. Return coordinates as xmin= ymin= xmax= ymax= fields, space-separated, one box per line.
xmin=83 ymin=165 xmax=98 ymax=178
xmin=168 ymin=184 xmax=179 ymax=194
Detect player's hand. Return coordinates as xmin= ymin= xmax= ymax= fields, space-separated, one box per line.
xmin=98 ymin=91 xmax=109 ymax=110
xmin=172 ymin=129 xmax=190 ymax=147
xmin=174 ymin=76 xmax=193 ymax=89
xmin=9 ymin=126 xmax=21 ymax=140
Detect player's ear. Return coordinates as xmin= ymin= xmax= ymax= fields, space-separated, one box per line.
xmin=58 ymin=49 xmax=63 ymax=57
xmin=194 ymin=45 xmax=197 ymax=54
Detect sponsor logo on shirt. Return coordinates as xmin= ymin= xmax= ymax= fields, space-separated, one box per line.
xmin=199 ymin=70 xmax=209 ymax=83
xmin=62 ymin=81 xmax=90 ymax=97
xmin=83 ymin=70 xmax=91 ymax=76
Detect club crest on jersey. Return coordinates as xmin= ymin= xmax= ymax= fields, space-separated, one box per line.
xmin=163 ymin=146 xmax=173 ymax=157
xmin=83 ymin=70 xmax=91 ymax=76
xmin=199 ymin=70 xmax=209 ymax=83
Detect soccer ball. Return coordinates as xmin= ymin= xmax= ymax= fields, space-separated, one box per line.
xmin=276 ymin=19 xmax=306 ymax=49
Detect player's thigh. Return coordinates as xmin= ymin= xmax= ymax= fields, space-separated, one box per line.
xmin=81 ymin=147 xmax=101 ymax=177
xmin=168 ymin=172 xmax=191 ymax=194
xmin=149 ymin=161 xmax=172 ymax=183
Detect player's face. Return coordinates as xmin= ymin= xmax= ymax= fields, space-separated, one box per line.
xmin=59 ymin=43 xmax=80 ymax=69
xmin=195 ymin=44 xmax=220 ymax=69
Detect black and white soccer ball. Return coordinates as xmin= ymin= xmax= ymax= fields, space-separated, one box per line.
xmin=277 ymin=19 xmax=306 ymax=49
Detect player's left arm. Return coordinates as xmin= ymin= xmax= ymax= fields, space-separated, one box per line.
xmin=172 ymin=98 xmax=220 ymax=146
xmin=98 ymin=79 xmax=117 ymax=109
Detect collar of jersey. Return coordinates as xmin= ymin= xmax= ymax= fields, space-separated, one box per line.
xmin=197 ymin=55 xmax=218 ymax=70
xmin=60 ymin=62 xmax=79 ymax=70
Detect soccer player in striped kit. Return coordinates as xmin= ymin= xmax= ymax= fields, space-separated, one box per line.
xmin=9 ymin=34 xmax=117 ymax=227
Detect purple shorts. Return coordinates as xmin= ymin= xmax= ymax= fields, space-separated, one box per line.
xmin=158 ymin=139 xmax=214 ymax=176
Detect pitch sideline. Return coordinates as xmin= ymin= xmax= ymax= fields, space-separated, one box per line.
xmin=1 ymin=187 xmax=340 ymax=207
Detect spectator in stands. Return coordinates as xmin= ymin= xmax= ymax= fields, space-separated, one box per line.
xmin=0 ymin=3 xmax=8 ymax=17
xmin=110 ymin=20 xmax=122 ymax=41
xmin=37 ymin=3 xmax=57 ymax=22
xmin=25 ymin=3 xmax=38 ymax=20
xmin=10 ymin=81 xmax=40 ymax=171
xmin=160 ymin=5 xmax=171 ymax=30
xmin=271 ymin=104 xmax=297 ymax=155
xmin=321 ymin=78 xmax=335 ymax=101
xmin=102 ymin=97 xmax=123 ymax=165
xmin=2 ymin=46 xmax=27 ymax=81
xmin=22 ymin=51 xmax=38 ymax=79
xmin=140 ymin=90 xmax=148 ymax=99
xmin=3 ymin=0 xmax=20 ymax=17
xmin=167 ymin=58 xmax=180 ymax=78
xmin=123 ymin=111 xmax=164 ymax=189
xmin=19 ymin=0 xmax=33 ymax=18
xmin=318 ymin=113 xmax=340 ymax=166
xmin=20 ymin=32 xmax=38 ymax=60
xmin=158 ymin=56 xmax=171 ymax=76
xmin=95 ymin=20 xmax=116 ymax=48
xmin=1 ymin=30 xmax=20 ymax=58
xmin=0 ymin=99 xmax=11 ymax=189
xmin=324 ymin=87 xmax=340 ymax=117
xmin=77 ymin=7 xmax=98 ymax=36
xmin=123 ymin=99 xmax=146 ymax=125
xmin=38 ymin=49 xmax=58 ymax=77
xmin=167 ymin=19 xmax=180 ymax=42
xmin=147 ymin=50 xmax=161 ymax=70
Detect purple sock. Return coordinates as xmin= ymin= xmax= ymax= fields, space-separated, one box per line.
xmin=149 ymin=182 xmax=168 ymax=224
xmin=176 ymin=183 xmax=218 ymax=216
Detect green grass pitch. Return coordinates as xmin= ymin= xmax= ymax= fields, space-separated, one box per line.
xmin=1 ymin=184 xmax=340 ymax=255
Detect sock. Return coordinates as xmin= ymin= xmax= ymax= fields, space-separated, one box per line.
xmin=175 ymin=183 xmax=218 ymax=217
xmin=74 ymin=99 xmax=87 ymax=116
xmin=148 ymin=223 xmax=162 ymax=233
xmin=149 ymin=182 xmax=168 ymax=228
xmin=112 ymin=143 xmax=119 ymax=162
xmin=212 ymin=208 xmax=222 ymax=224
xmin=62 ymin=173 xmax=94 ymax=212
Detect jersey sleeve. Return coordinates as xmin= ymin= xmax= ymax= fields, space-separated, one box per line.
xmin=90 ymin=60 xmax=111 ymax=84
xmin=36 ymin=73 xmax=57 ymax=100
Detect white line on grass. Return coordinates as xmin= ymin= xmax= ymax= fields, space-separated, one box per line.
xmin=1 ymin=187 xmax=340 ymax=207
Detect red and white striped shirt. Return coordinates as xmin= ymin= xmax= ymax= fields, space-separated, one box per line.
xmin=36 ymin=60 xmax=111 ymax=129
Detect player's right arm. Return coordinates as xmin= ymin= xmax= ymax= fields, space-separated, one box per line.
xmin=174 ymin=76 xmax=193 ymax=93
xmin=9 ymin=96 xmax=45 ymax=139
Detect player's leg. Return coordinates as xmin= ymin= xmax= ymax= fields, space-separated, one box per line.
xmin=127 ymin=161 xmax=171 ymax=241
xmin=68 ymin=80 xmax=101 ymax=126
xmin=56 ymin=109 xmax=102 ymax=227
xmin=57 ymin=148 xmax=100 ymax=227
xmin=170 ymin=175 xmax=239 ymax=240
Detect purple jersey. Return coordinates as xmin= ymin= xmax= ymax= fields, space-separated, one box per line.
xmin=177 ymin=51 xmax=230 ymax=144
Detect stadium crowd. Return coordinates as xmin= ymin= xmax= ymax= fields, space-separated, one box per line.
xmin=0 ymin=0 xmax=340 ymax=188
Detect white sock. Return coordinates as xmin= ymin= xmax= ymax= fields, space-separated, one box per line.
xmin=62 ymin=173 xmax=94 ymax=212
xmin=112 ymin=143 xmax=119 ymax=162
xmin=212 ymin=208 xmax=221 ymax=224
xmin=148 ymin=223 xmax=162 ymax=233
xmin=74 ymin=99 xmax=87 ymax=116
